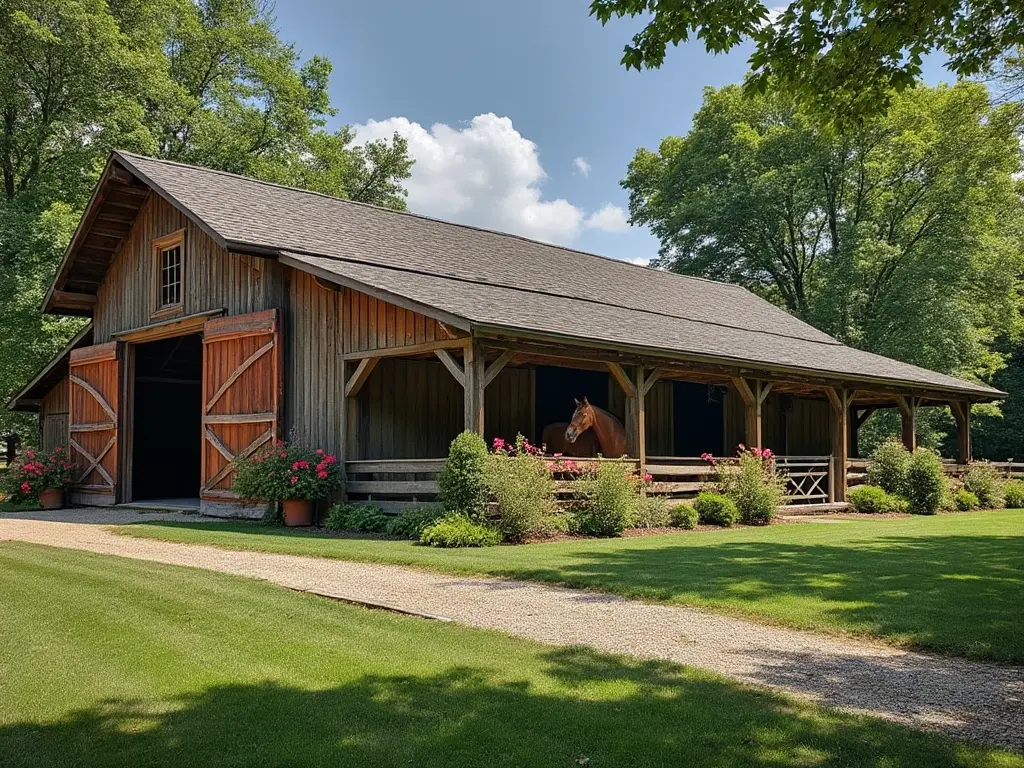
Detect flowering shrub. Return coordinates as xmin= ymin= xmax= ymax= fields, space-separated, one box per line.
xmin=438 ymin=431 xmax=489 ymax=519
xmin=487 ymin=434 xmax=558 ymax=542
xmin=571 ymin=460 xmax=642 ymax=537
xmin=1 ymin=446 xmax=75 ymax=502
xmin=702 ymin=445 xmax=786 ymax=525
xmin=232 ymin=441 xmax=340 ymax=502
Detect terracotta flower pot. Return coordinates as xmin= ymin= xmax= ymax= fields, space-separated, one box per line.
xmin=39 ymin=488 xmax=64 ymax=510
xmin=282 ymin=499 xmax=314 ymax=527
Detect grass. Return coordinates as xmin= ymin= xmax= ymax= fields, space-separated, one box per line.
xmin=114 ymin=509 xmax=1024 ymax=663
xmin=1 ymin=542 xmax=1020 ymax=768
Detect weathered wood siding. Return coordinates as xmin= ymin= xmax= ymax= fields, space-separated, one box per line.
xmin=724 ymin=389 xmax=832 ymax=455
xmin=39 ymin=377 xmax=69 ymax=452
xmin=92 ymin=194 xmax=287 ymax=341
xmin=342 ymin=286 xmax=459 ymax=354
xmin=608 ymin=378 xmax=674 ymax=456
xmin=285 ymin=270 xmax=344 ymax=453
xmin=485 ymin=366 xmax=534 ymax=446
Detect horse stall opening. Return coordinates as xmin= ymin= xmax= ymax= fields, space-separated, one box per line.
xmin=130 ymin=334 xmax=203 ymax=501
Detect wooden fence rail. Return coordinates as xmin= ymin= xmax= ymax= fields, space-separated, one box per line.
xmin=847 ymin=459 xmax=1024 ymax=488
xmin=344 ymin=454 xmax=833 ymax=510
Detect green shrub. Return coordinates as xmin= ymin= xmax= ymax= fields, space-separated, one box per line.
xmin=847 ymin=485 xmax=907 ymax=514
xmin=954 ymin=489 xmax=980 ymax=511
xmin=419 ymin=514 xmax=500 ymax=548
xmin=694 ymin=492 xmax=739 ymax=527
xmin=486 ymin=435 xmax=558 ymax=542
xmin=670 ymin=502 xmax=699 ymax=529
xmin=963 ymin=462 xmax=1005 ymax=509
xmin=720 ymin=450 xmax=785 ymax=525
xmin=385 ymin=506 xmax=444 ymax=539
xmin=905 ymin=450 xmax=946 ymax=515
xmin=867 ymin=439 xmax=911 ymax=496
xmin=633 ymin=494 xmax=672 ymax=529
xmin=571 ymin=460 xmax=641 ymax=537
xmin=233 ymin=442 xmax=341 ymax=502
xmin=324 ymin=503 xmax=389 ymax=533
xmin=437 ymin=431 xmax=489 ymax=519
xmin=1004 ymin=479 xmax=1024 ymax=508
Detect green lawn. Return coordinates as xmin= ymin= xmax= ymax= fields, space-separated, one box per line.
xmin=1 ymin=543 xmax=1020 ymax=767
xmin=115 ymin=510 xmax=1024 ymax=663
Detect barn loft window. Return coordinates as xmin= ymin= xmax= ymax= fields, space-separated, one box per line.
xmin=151 ymin=230 xmax=185 ymax=317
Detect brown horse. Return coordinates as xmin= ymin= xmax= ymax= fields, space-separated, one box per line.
xmin=541 ymin=397 xmax=627 ymax=457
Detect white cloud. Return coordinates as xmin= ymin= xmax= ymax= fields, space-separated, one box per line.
xmin=573 ymin=156 xmax=591 ymax=177
xmin=354 ymin=113 xmax=585 ymax=245
xmin=764 ymin=4 xmax=788 ymax=26
xmin=626 ymin=256 xmax=651 ymax=267
xmin=584 ymin=203 xmax=629 ymax=233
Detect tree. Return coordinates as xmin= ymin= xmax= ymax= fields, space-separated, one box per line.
xmin=624 ymin=81 xmax=1024 ymax=395
xmin=590 ymin=0 xmax=1024 ymax=124
xmin=0 ymin=0 xmax=412 ymax=438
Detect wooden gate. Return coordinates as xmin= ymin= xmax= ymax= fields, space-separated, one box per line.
xmin=201 ymin=309 xmax=282 ymax=505
xmin=69 ymin=342 xmax=120 ymax=506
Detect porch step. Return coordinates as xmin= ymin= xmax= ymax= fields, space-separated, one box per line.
xmin=782 ymin=502 xmax=853 ymax=516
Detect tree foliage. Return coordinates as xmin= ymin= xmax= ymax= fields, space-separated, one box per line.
xmin=0 ymin=0 xmax=412 ymax=437
xmin=624 ymin=83 xmax=1024 ymax=396
xmin=590 ymin=0 xmax=1024 ymax=124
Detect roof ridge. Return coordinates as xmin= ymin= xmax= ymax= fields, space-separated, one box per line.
xmin=113 ymin=150 xmax=758 ymax=293
xmin=281 ymin=249 xmax=848 ymax=350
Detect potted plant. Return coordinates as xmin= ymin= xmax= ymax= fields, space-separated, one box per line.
xmin=232 ymin=441 xmax=341 ymax=526
xmin=1 ymin=446 xmax=75 ymax=509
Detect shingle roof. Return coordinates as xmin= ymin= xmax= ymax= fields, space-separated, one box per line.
xmin=112 ymin=151 xmax=1001 ymax=399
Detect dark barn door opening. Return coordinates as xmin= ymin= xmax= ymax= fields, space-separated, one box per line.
xmin=131 ymin=335 xmax=203 ymax=501
xmin=673 ymin=382 xmax=725 ymax=457
xmin=534 ymin=365 xmax=610 ymax=439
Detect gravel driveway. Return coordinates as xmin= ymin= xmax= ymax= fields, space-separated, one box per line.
xmin=2 ymin=508 xmax=1021 ymax=750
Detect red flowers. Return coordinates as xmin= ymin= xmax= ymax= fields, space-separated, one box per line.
xmin=20 ymin=481 xmax=31 ymax=493
xmin=3 ymin=445 xmax=75 ymax=502
xmin=232 ymin=441 xmax=341 ymax=503
xmin=292 ymin=460 xmax=310 ymax=470
xmin=317 ymin=471 xmax=328 ymax=479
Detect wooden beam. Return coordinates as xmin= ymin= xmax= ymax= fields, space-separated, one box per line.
xmin=463 ymin=341 xmax=485 ymax=435
xmin=345 ymin=356 xmax=379 ymax=398
xmin=635 ymin=365 xmax=647 ymax=467
xmin=50 ymin=290 xmax=97 ymax=310
xmin=607 ymin=362 xmax=636 ymax=398
xmin=950 ymin=401 xmax=972 ymax=464
xmin=641 ymin=367 xmax=664 ymax=398
xmin=825 ymin=387 xmax=854 ymax=502
xmin=732 ymin=377 xmax=770 ymax=448
xmin=483 ymin=349 xmax=514 ymax=388
xmin=342 ymin=336 xmax=468 ymax=361
xmin=434 ymin=349 xmax=465 ymax=387
xmin=896 ymin=395 xmax=919 ymax=452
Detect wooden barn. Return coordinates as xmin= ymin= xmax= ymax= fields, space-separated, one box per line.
xmin=8 ymin=151 xmax=1004 ymax=515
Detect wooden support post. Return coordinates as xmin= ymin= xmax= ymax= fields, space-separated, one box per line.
xmin=463 ymin=340 xmax=485 ymax=436
xmin=826 ymin=387 xmax=855 ymax=503
xmin=635 ymin=365 xmax=647 ymax=469
xmin=850 ymin=405 xmax=877 ymax=459
xmin=950 ymin=401 xmax=972 ymax=465
xmin=731 ymin=377 xmax=771 ymax=448
xmin=897 ymin=395 xmax=919 ymax=452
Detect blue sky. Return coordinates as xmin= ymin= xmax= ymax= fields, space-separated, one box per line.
xmin=272 ymin=1 xmax=953 ymax=264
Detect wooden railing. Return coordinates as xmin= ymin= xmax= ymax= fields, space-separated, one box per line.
xmin=345 ymin=454 xmax=833 ymax=510
xmin=847 ymin=458 xmax=1024 ymax=487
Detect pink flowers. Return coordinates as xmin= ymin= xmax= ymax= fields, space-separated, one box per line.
xmin=643 ymin=472 xmax=653 ymax=483
xmin=317 ymin=470 xmax=328 ymax=479
xmin=292 ymin=460 xmax=310 ymax=470
xmin=20 ymin=481 xmax=31 ymax=493
xmin=492 ymin=437 xmax=506 ymax=451
xmin=289 ymin=475 xmax=298 ymax=484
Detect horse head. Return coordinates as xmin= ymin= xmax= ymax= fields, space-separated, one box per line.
xmin=565 ymin=397 xmax=595 ymax=444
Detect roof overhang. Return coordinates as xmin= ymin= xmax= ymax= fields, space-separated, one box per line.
xmin=7 ymin=323 xmax=94 ymax=412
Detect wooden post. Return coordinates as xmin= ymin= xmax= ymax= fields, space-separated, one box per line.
xmin=607 ymin=362 xmax=639 ymax=458
xmin=463 ymin=340 xmax=485 ymax=436
xmin=850 ymin=405 xmax=877 ymax=459
xmin=897 ymin=395 xmax=918 ymax=452
xmin=950 ymin=401 xmax=972 ymax=465
xmin=731 ymin=377 xmax=771 ymax=448
xmin=635 ymin=365 xmax=647 ymax=469
xmin=826 ymin=387 xmax=854 ymax=503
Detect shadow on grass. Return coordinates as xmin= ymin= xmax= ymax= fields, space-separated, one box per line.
xmin=1 ymin=646 xmax=1012 ymax=768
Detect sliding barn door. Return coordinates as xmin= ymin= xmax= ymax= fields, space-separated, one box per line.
xmin=69 ymin=342 xmax=120 ymax=506
xmin=201 ymin=309 xmax=283 ymax=502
